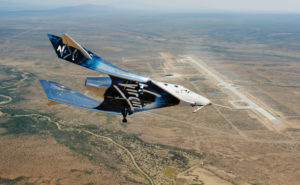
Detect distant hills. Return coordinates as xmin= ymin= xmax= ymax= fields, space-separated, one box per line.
xmin=0 ymin=4 xmax=121 ymax=15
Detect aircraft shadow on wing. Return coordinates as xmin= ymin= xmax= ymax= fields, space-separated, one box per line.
xmin=41 ymin=34 xmax=211 ymax=122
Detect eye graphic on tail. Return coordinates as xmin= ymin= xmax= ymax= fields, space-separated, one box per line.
xmin=56 ymin=44 xmax=80 ymax=61
xmin=57 ymin=45 xmax=69 ymax=59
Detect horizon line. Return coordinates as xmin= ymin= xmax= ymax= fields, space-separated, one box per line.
xmin=1 ymin=3 xmax=300 ymax=15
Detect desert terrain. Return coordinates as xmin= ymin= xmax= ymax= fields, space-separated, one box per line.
xmin=0 ymin=8 xmax=299 ymax=185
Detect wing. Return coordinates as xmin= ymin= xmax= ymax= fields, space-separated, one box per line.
xmin=39 ymin=80 xmax=121 ymax=114
xmin=47 ymin=34 xmax=149 ymax=82
xmin=40 ymin=78 xmax=180 ymax=114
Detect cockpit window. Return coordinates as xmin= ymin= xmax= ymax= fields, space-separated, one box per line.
xmin=183 ymin=88 xmax=190 ymax=92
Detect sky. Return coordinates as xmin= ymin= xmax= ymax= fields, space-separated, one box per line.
xmin=1 ymin=0 xmax=300 ymax=13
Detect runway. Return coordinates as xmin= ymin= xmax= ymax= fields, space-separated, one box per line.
xmin=184 ymin=56 xmax=282 ymax=125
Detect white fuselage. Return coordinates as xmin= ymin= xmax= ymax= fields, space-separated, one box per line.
xmin=153 ymin=81 xmax=211 ymax=106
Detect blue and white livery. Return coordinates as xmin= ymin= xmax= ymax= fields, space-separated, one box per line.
xmin=40 ymin=34 xmax=211 ymax=122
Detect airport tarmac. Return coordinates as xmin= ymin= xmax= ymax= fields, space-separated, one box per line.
xmin=183 ymin=56 xmax=282 ymax=125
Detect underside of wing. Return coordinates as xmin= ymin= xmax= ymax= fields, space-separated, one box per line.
xmin=39 ymin=80 xmax=120 ymax=114
xmin=47 ymin=34 xmax=149 ymax=82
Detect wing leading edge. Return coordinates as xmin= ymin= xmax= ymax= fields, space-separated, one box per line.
xmin=48 ymin=34 xmax=149 ymax=82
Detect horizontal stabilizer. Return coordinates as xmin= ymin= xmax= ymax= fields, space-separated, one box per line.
xmin=40 ymin=80 xmax=100 ymax=109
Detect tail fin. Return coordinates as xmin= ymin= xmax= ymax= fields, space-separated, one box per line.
xmin=47 ymin=33 xmax=91 ymax=63
xmin=61 ymin=34 xmax=91 ymax=59
xmin=47 ymin=33 xmax=149 ymax=82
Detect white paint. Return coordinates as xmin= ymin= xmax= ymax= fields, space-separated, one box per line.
xmin=185 ymin=56 xmax=282 ymax=125
xmin=115 ymin=83 xmax=143 ymax=110
xmin=57 ymin=45 xmax=66 ymax=58
xmin=153 ymin=81 xmax=211 ymax=106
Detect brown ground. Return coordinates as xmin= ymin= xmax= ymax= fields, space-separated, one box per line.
xmin=0 ymin=135 xmax=126 ymax=185
xmin=1 ymin=13 xmax=300 ymax=184
xmin=1 ymin=51 xmax=300 ymax=185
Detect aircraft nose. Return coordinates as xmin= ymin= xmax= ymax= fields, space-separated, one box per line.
xmin=203 ymin=98 xmax=212 ymax=106
xmin=196 ymin=96 xmax=211 ymax=106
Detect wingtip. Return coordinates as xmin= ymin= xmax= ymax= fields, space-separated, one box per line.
xmin=39 ymin=80 xmax=54 ymax=88
xmin=47 ymin=34 xmax=60 ymax=40
xmin=39 ymin=80 xmax=49 ymax=90
xmin=39 ymin=79 xmax=47 ymax=84
xmin=47 ymin=34 xmax=54 ymax=39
